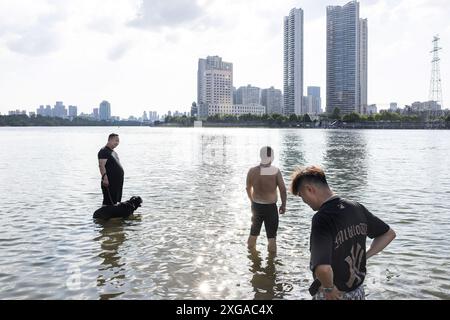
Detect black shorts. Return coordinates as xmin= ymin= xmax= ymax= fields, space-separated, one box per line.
xmin=250 ymin=202 xmax=279 ymax=239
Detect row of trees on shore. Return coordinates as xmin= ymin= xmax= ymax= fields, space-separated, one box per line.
xmin=2 ymin=109 xmax=449 ymax=127
xmin=163 ymin=108 xmax=450 ymax=126
xmin=0 ymin=114 xmax=142 ymax=126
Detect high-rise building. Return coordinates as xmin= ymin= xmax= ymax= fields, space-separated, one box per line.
xmin=261 ymin=86 xmax=283 ymax=115
xmin=236 ymin=85 xmax=260 ymax=105
xmin=99 ymin=100 xmax=111 ymax=120
xmin=359 ymin=18 xmax=368 ymax=114
xmin=284 ymin=8 xmax=304 ymax=115
xmin=37 ymin=105 xmax=45 ymax=116
xmin=197 ymin=55 xmax=233 ymax=118
xmin=390 ymin=102 xmax=398 ymax=111
xmin=326 ymin=1 xmax=368 ymax=115
xmin=148 ymin=111 xmax=159 ymax=122
xmin=305 ymin=86 xmax=322 ymax=115
xmin=367 ymin=104 xmax=377 ymax=114
xmin=68 ymin=105 xmax=78 ymax=118
xmin=93 ymin=108 xmax=99 ymax=120
xmin=53 ymin=101 xmax=67 ymax=118
xmin=45 ymin=105 xmax=52 ymax=117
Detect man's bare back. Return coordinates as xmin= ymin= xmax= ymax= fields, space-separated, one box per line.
xmin=247 ymin=165 xmax=285 ymax=204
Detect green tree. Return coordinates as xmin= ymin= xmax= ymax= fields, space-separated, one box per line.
xmin=331 ymin=107 xmax=341 ymax=120
xmin=303 ymin=113 xmax=312 ymax=122
xmin=343 ymin=112 xmax=361 ymax=123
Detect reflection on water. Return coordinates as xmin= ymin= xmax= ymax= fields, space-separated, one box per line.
xmin=95 ymin=220 xmax=127 ymax=300
xmin=323 ymin=130 xmax=368 ymax=196
xmin=248 ymin=249 xmax=289 ymax=300
xmin=0 ymin=127 xmax=449 ymax=300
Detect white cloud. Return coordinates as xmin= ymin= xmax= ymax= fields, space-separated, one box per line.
xmin=0 ymin=0 xmax=449 ymax=116
xmin=128 ymin=0 xmax=206 ymax=30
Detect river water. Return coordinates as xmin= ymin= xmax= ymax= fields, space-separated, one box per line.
xmin=0 ymin=127 xmax=449 ymax=299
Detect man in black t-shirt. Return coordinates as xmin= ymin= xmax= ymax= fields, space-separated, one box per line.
xmin=290 ymin=165 xmax=396 ymax=300
xmin=98 ymin=133 xmax=124 ymax=205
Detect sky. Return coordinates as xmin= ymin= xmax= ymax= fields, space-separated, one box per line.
xmin=0 ymin=0 xmax=449 ymax=118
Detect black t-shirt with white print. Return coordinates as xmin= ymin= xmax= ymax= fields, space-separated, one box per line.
xmin=309 ymin=196 xmax=390 ymax=292
xmin=97 ymin=146 xmax=124 ymax=184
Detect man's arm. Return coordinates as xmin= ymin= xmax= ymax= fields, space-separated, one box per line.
xmin=276 ymin=170 xmax=287 ymax=213
xmin=246 ymin=169 xmax=253 ymax=202
xmin=366 ymin=228 xmax=396 ymax=259
xmin=315 ymin=265 xmax=342 ymax=300
xmin=99 ymin=159 xmax=109 ymax=187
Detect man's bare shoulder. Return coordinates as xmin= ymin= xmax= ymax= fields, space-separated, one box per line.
xmin=248 ymin=166 xmax=260 ymax=173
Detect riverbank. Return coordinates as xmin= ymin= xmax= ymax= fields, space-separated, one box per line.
xmin=157 ymin=121 xmax=450 ymax=129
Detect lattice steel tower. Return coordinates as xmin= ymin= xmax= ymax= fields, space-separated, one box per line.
xmin=429 ymin=35 xmax=443 ymax=108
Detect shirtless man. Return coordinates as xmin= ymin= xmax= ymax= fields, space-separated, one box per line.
xmin=246 ymin=146 xmax=287 ymax=253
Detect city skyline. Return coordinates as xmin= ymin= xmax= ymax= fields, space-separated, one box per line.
xmin=0 ymin=0 xmax=449 ymax=117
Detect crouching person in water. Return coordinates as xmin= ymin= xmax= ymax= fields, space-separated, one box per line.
xmin=246 ymin=146 xmax=287 ymax=253
xmin=290 ymin=165 xmax=396 ymax=300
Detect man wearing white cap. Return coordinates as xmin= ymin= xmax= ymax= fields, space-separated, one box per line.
xmin=246 ymin=146 xmax=287 ymax=253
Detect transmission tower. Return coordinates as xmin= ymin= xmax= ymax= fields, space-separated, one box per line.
xmin=429 ymin=35 xmax=443 ymax=108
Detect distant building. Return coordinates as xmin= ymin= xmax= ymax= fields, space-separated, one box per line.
xmin=197 ymin=55 xmax=233 ymax=119
xmin=142 ymin=111 xmax=148 ymax=122
xmin=206 ymin=104 xmax=265 ymax=117
xmin=232 ymin=87 xmax=238 ymax=105
xmin=411 ymin=100 xmax=441 ymax=112
xmin=45 ymin=105 xmax=52 ymax=117
xmin=284 ymin=8 xmax=304 ymax=115
xmin=305 ymin=86 xmax=322 ymax=115
xmin=236 ymin=85 xmax=260 ymax=105
xmin=53 ymin=101 xmax=67 ymax=118
xmin=148 ymin=111 xmax=159 ymax=122
xmin=190 ymin=102 xmax=198 ymax=118
xmin=261 ymin=86 xmax=283 ymax=115
xmin=37 ymin=105 xmax=45 ymax=116
xmin=68 ymin=105 xmax=78 ymax=118
xmin=93 ymin=108 xmax=99 ymax=120
xmin=389 ymin=102 xmax=398 ymax=112
xmin=367 ymin=104 xmax=377 ymax=114
xmin=326 ymin=1 xmax=368 ymax=115
xmin=8 ymin=110 xmax=26 ymax=115
xmin=99 ymin=101 xmax=111 ymax=120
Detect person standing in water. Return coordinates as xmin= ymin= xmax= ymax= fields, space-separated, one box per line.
xmin=290 ymin=165 xmax=396 ymax=300
xmin=246 ymin=146 xmax=287 ymax=253
xmin=98 ymin=133 xmax=124 ymax=206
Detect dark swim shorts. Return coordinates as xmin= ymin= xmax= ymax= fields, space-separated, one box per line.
xmin=250 ymin=202 xmax=279 ymax=239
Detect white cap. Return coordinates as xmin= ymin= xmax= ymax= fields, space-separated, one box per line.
xmin=260 ymin=146 xmax=274 ymax=165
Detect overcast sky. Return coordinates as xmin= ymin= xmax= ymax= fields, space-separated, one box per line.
xmin=0 ymin=0 xmax=449 ymax=117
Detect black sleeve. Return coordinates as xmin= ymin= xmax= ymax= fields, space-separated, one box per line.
xmin=310 ymin=214 xmax=333 ymax=272
xmin=97 ymin=148 xmax=109 ymax=160
xmin=360 ymin=204 xmax=390 ymax=239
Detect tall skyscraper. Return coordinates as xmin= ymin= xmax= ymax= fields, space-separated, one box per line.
xmin=99 ymin=101 xmax=111 ymax=121
xmin=236 ymin=85 xmax=260 ymax=105
xmin=261 ymin=87 xmax=283 ymax=115
xmin=284 ymin=8 xmax=304 ymax=116
xmin=197 ymin=55 xmax=233 ymax=118
xmin=326 ymin=1 xmax=368 ymax=115
xmin=359 ymin=18 xmax=368 ymax=114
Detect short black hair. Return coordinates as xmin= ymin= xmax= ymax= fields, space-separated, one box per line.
xmin=108 ymin=133 xmax=119 ymax=140
xmin=290 ymin=165 xmax=329 ymax=195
